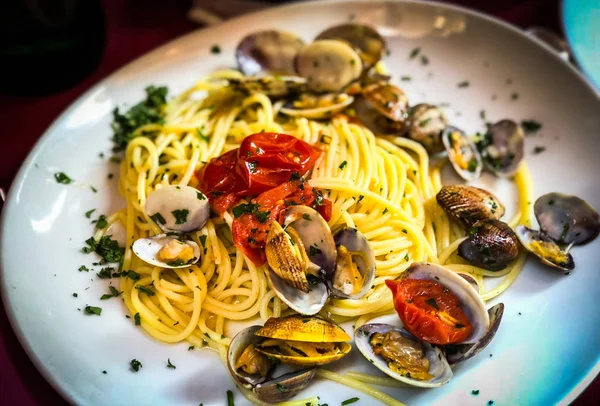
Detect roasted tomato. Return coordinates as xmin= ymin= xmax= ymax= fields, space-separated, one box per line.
xmin=386 ymin=279 xmax=473 ymax=345
xmin=197 ymin=133 xmax=321 ymax=214
xmin=232 ymin=180 xmax=332 ymax=265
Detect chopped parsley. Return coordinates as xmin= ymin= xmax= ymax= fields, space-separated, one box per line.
xmin=130 ymin=359 xmax=142 ymax=372
xmin=124 ymin=270 xmax=141 ymax=281
xmin=467 ymin=158 xmax=478 ymax=172
xmin=78 ymin=265 xmax=90 ymax=272
xmin=521 ymin=119 xmax=542 ymax=133
xmin=290 ymin=172 xmax=302 ymax=181
xmin=197 ymin=128 xmax=210 ymax=142
xmin=166 ymin=359 xmax=176 ymax=369
xmin=84 ymin=306 xmax=102 ymax=316
xmin=383 ymin=208 xmax=389 ymax=214
xmin=471 ymin=390 xmax=480 ymax=395
xmin=409 ymin=47 xmax=421 ymax=59
xmin=196 ymin=192 xmax=206 ymax=200
xmin=171 ymin=209 xmax=189 ymax=225
xmin=95 ymin=215 xmax=108 ymax=229
xmin=72 ymin=293 xmax=78 ymax=298
xmin=100 ymin=285 xmax=122 ymax=300
xmin=211 ymin=45 xmax=221 ymax=54
xmin=109 ymin=156 xmax=121 ymax=164
xmin=226 ymin=390 xmax=234 ymax=406
xmin=420 ymin=55 xmax=429 ymax=65
xmin=309 ymin=245 xmax=322 ymax=256
xmin=96 ymin=267 xmax=116 ymax=279
xmin=457 ymin=81 xmax=470 ymax=88
xmin=54 ymin=172 xmax=72 ymax=184
xmin=254 ymin=210 xmax=270 ymax=223
xmin=339 ymin=161 xmax=348 ymax=170
xmin=425 ymin=297 xmax=439 ymax=310
xmin=82 ymin=236 xmax=125 ymax=264
xmin=342 ymin=397 xmax=360 ymax=405
xmin=111 ymin=85 xmax=168 ymax=152
xmin=188 ymin=346 xmax=195 ymax=351
xmin=134 ymin=312 xmax=141 ymax=325
xmin=150 ymin=212 xmax=166 ymax=225
xmin=418 ymin=118 xmax=431 ymax=127
xmin=302 ymin=214 xmax=311 ymax=221
xmin=136 ymin=285 xmax=155 ymax=296
xmin=85 ymin=209 xmax=96 ymax=219
xmin=533 ymin=146 xmax=546 ymax=155
xmin=400 ymin=75 xmax=412 ymax=81
xmin=511 ymin=92 xmax=519 ymax=100
xmin=90 ymin=186 xmax=98 ymax=193
xmin=480 ymin=110 xmax=486 ymax=120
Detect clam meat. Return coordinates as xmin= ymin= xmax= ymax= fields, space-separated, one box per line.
xmin=132 ymin=234 xmax=200 ymax=268
xmin=442 ymin=126 xmax=483 ymax=181
xmin=331 ymin=227 xmax=376 ymax=299
xmin=515 ymin=225 xmax=575 ymax=271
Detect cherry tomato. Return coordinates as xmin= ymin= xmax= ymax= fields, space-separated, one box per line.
xmin=196 ymin=133 xmax=321 ymax=214
xmin=386 ymin=279 xmax=473 ymax=345
xmin=232 ymin=180 xmax=332 ymax=265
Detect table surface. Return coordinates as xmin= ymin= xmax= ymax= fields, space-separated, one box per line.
xmin=0 ymin=0 xmax=597 ymax=404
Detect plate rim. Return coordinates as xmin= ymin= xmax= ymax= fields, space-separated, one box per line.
xmin=1 ymin=0 xmax=598 ymax=404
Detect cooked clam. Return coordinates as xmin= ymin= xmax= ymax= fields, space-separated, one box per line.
xmin=442 ymin=126 xmax=483 ymax=181
xmin=458 ymin=220 xmax=519 ymax=271
xmin=476 ymin=119 xmax=524 ymax=177
xmin=445 ymin=303 xmax=505 ymax=365
xmin=132 ymin=234 xmax=200 ymax=268
xmin=145 ymin=185 xmax=210 ymax=233
xmin=436 ymin=185 xmax=505 ymax=228
xmin=355 ymin=323 xmax=452 ymax=388
xmin=407 ymin=104 xmax=448 ymax=154
xmin=331 ymin=227 xmax=375 ymax=299
xmin=279 ymin=93 xmax=354 ymax=119
xmin=236 ymin=30 xmax=305 ymax=76
xmin=363 ymin=82 xmax=410 ymax=126
xmin=534 ymin=193 xmax=600 ymax=246
xmin=254 ymin=315 xmax=352 ymax=366
xmin=228 ymin=76 xmax=306 ymax=97
xmin=265 ymin=206 xmax=336 ymax=315
xmin=399 ymin=262 xmax=490 ymax=344
xmin=227 ymin=325 xmax=316 ymax=403
xmin=515 ymin=226 xmax=575 ymax=271
xmin=315 ymin=23 xmax=386 ymax=69
xmin=295 ymin=40 xmax=363 ymax=93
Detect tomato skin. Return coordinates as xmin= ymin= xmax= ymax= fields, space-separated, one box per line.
xmin=232 ymin=180 xmax=332 ymax=265
xmin=197 ymin=133 xmax=321 ymax=215
xmin=386 ymin=279 xmax=472 ymax=345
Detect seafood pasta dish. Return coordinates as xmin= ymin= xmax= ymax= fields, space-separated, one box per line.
xmin=79 ymin=24 xmax=600 ymax=404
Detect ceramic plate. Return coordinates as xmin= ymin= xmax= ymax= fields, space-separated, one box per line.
xmin=2 ymin=1 xmax=599 ymax=405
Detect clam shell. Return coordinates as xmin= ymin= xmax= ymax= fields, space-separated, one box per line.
xmin=256 ymin=315 xmax=351 ymax=342
xmin=436 ymin=185 xmax=505 ymax=228
xmin=477 ymin=119 xmax=524 ymax=177
xmin=227 ymin=325 xmax=316 ymax=402
xmin=534 ymin=192 xmax=600 ymax=246
xmin=442 ymin=126 xmax=483 ymax=181
xmin=515 ymin=225 xmax=575 ymax=271
xmin=363 ymin=82 xmax=410 ymax=124
xmin=458 ymin=220 xmax=519 ymax=271
xmin=145 ymin=185 xmax=210 ymax=233
xmin=355 ymin=323 xmax=452 ymax=388
xmin=132 ymin=234 xmax=200 ymax=269
xmin=265 ymin=270 xmax=329 ymax=316
xmin=315 ymin=23 xmax=386 ymax=69
xmin=331 ymin=227 xmax=376 ymax=299
xmin=265 ymin=221 xmax=310 ymax=293
xmin=228 ymin=76 xmax=306 ymax=97
xmin=403 ymin=262 xmax=490 ymax=344
xmin=445 ymin=303 xmax=504 ymax=365
xmin=236 ymin=30 xmax=305 ymax=76
xmin=279 ymin=93 xmax=354 ymax=119
xmin=295 ymin=40 xmax=363 ymax=93
xmin=407 ymin=104 xmax=447 ymax=154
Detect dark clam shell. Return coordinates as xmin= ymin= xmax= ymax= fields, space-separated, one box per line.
xmin=407 ymin=104 xmax=447 ymax=154
xmin=315 ymin=23 xmax=386 ymax=69
xmin=476 ymin=119 xmax=524 ymax=177
xmin=534 ymin=192 xmax=600 ymax=246
xmin=436 ymin=185 xmax=505 ymax=228
xmin=236 ymin=30 xmax=305 ymax=76
xmin=458 ymin=220 xmax=519 ymax=271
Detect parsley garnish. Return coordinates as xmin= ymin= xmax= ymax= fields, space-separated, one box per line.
xmin=72 ymin=293 xmax=78 ymax=297
xmin=521 ymin=120 xmax=542 ymax=133
xmin=467 ymin=158 xmax=478 ymax=172
xmin=166 ymin=359 xmax=176 ymax=369
xmin=511 ymin=93 xmax=519 ymax=100
xmin=342 ymin=398 xmax=360 ymax=405
xmin=85 ymin=209 xmax=96 ymax=219
xmin=199 ymin=235 xmax=207 ymax=247
xmin=84 ymin=306 xmax=102 ymax=316
xmin=97 ymin=267 xmax=116 ymax=279
xmin=150 ymin=212 xmax=166 ymax=225
xmin=425 ymin=298 xmax=439 ymax=310
xmin=290 ymin=172 xmax=302 ymax=181
xmin=82 ymin=236 xmax=124 ymax=264
xmin=197 ymin=128 xmax=210 ymax=142
xmin=401 ymin=75 xmax=412 ymax=81
xmin=111 ymin=86 xmax=168 ymax=152
xmin=420 ymin=55 xmax=429 ymax=65
xmin=101 ymin=285 xmax=122 ymax=300
xmin=457 ymin=81 xmax=470 ymax=88
xmin=90 ymin=186 xmax=97 ymax=193
xmin=232 ymin=203 xmax=260 ymax=218
xmin=136 ymin=285 xmax=155 ymax=296
xmin=226 ymin=390 xmax=234 ymax=406
xmin=171 ymin=209 xmax=189 ymax=225
xmin=533 ymin=146 xmax=546 ymax=155
xmin=309 ymin=245 xmax=322 ymax=256
xmin=339 ymin=161 xmax=348 ymax=170
xmin=130 ymin=359 xmax=142 ymax=372
xmin=125 ymin=270 xmax=141 ymax=281
xmin=134 ymin=312 xmax=141 ymax=325
xmin=196 ymin=192 xmax=206 ymax=200
xmin=471 ymin=390 xmax=480 ymax=395
xmin=211 ymin=45 xmax=221 ymax=54
xmin=302 ymin=214 xmax=311 ymax=221
xmin=78 ymin=265 xmax=89 ymax=272
xmin=409 ymin=47 xmax=421 ymax=59
xmin=383 ymin=208 xmax=389 ymax=214
xmin=54 ymin=172 xmax=72 ymax=184
xmin=95 ymin=215 xmax=108 ymax=229
xmin=255 ymin=210 xmax=270 ymax=223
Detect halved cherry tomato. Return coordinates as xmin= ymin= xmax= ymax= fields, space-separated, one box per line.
xmin=196 ymin=133 xmax=321 ymax=214
xmin=386 ymin=279 xmax=472 ymax=345
xmin=232 ymin=180 xmax=332 ymax=265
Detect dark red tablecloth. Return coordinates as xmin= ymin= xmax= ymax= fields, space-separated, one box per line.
xmin=0 ymin=1 xmax=597 ymax=404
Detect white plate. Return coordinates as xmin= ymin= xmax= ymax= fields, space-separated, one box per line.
xmin=2 ymin=1 xmax=600 ymax=405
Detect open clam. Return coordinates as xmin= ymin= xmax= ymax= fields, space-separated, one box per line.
xmin=265 ymin=206 xmax=337 ymax=315
xmin=295 ymin=39 xmax=363 ymax=93
xmin=442 ymin=126 xmax=483 ymax=181
xmin=355 ymin=323 xmax=453 ymax=388
xmin=407 ymin=104 xmax=448 ymax=154
xmin=458 ymin=220 xmax=519 ymax=271
xmin=331 ymin=227 xmax=376 ymax=299
xmin=515 ymin=226 xmax=575 ymax=271
xmin=436 ymin=185 xmax=505 ymax=228
xmin=279 ymin=93 xmax=354 ymax=119
xmin=236 ymin=30 xmax=305 ymax=76
xmin=132 ymin=234 xmax=200 ymax=269
xmin=254 ymin=315 xmax=352 ymax=366
xmin=227 ymin=325 xmax=316 ymax=403
xmin=476 ymin=119 xmax=524 ymax=177
xmin=315 ymin=23 xmax=386 ymax=69
xmin=534 ymin=193 xmax=600 ymax=246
